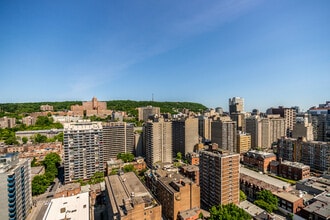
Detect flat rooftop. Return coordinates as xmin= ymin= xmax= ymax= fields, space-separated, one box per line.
xmin=42 ymin=192 xmax=89 ymax=220
xmin=105 ymin=172 xmax=159 ymax=217
xmin=240 ymin=167 xmax=290 ymax=190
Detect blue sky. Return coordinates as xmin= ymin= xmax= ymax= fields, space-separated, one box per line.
xmin=0 ymin=0 xmax=329 ymax=112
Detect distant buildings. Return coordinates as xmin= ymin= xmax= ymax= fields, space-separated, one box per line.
xmin=102 ymin=122 xmax=135 ymax=161
xmin=0 ymin=117 xmax=16 ymax=128
xmin=137 ymin=106 xmax=160 ymax=122
xmin=229 ymin=97 xmax=244 ymax=114
xmin=267 ymin=106 xmax=296 ymax=137
xmin=40 ymin=104 xmax=53 ymax=111
xmin=63 ymin=121 xmax=104 ymax=183
xmin=0 ymin=153 xmax=32 ymax=220
xmin=105 ymin=172 xmax=162 ymax=220
xmin=199 ymin=147 xmax=240 ymax=210
xmin=70 ymin=97 xmax=112 ymax=117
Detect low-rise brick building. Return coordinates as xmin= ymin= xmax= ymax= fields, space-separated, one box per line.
xmin=243 ymin=150 xmax=276 ymax=173
xmin=270 ymin=159 xmax=310 ymax=181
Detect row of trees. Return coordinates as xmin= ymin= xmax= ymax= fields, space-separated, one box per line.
xmin=32 ymin=153 xmax=61 ymax=196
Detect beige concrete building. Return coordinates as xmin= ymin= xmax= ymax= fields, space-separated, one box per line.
xmin=292 ymin=120 xmax=313 ymax=141
xmin=229 ymin=97 xmax=244 ymax=114
xmin=22 ymin=116 xmax=36 ymax=126
xmin=260 ymin=115 xmax=286 ymax=149
xmin=144 ymin=119 xmax=173 ymax=167
xmin=0 ymin=117 xmax=16 ymax=128
xmin=198 ymin=116 xmax=212 ymax=142
xmin=40 ymin=104 xmax=53 ymax=111
xmin=237 ymin=132 xmax=251 ymax=154
xmin=199 ymin=148 xmax=240 ymax=210
xmin=173 ymin=117 xmax=199 ymax=156
xmin=63 ymin=121 xmax=104 ymax=183
xmin=102 ymin=122 xmax=135 ymax=161
xmin=230 ymin=112 xmax=246 ymax=132
xmin=245 ymin=115 xmax=260 ymax=149
xmin=137 ymin=106 xmax=160 ymax=122
xmin=211 ymin=119 xmax=237 ymax=153
xmin=105 ymin=172 xmax=162 ymax=220
xmin=268 ymin=106 xmax=296 ymax=137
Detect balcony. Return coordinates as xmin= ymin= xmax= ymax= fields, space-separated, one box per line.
xmin=7 ymin=182 xmax=15 ymax=187
xmin=8 ymin=207 xmax=16 ymax=213
xmin=9 ymin=211 xmax=16 ymax=218
xmin=7 ymin=176 xmax=15 ymax=182
xmin=8 ymin=187 xmax=15 ymax=193
xmin=8 ymin=201 xmax=16 ymax=207
xmin=8 ymin=192 xmax=16 ymax=198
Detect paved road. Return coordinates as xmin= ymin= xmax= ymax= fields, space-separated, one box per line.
xmin=27 ymin=178 xmax=60 ymax=220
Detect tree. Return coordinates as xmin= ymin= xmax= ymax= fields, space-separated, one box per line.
xmin=31 ymin=157 xmax=38 ymax=167
xmin=22 ymin=136 xmax=28 ymax=144
xmin=33 ymin=133 xmax=47 ymax=143
xmin=4 ymin=136 xmax=19 ymax=145
xmin=117 ymin=153 xmax=135 ymax=162
xmin=123 ymin=164 xmax=135 ymax=173
xmin=254 ymin=190 xmax=278 ymax=213
xmin=209 ymin=203 xmax=251 ymax=220
xmin=176 ymin=152 xmax=182 ymax=161
xmin=240 ymin=190 xmax=247 ymax=201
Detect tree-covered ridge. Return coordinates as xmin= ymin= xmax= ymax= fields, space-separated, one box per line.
xmin=106 ymin=100 xmax=207 ymax=116
xmin=0 ymin=100 xmax=207 ymax=116
xmin=0 ymin=101 xmax=82 ymax=114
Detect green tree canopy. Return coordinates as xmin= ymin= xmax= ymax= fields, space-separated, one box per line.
xmin=117 ymin=152 xmax=135 ymax=162
xmin=176 ymin=152 xmax=182 ymax=160
xmin=254 ymin=190 xmax=278 ymax=213
xmin=240 ymin=190 xmax=247 ymax=202
xmin=209 ymin=203 xmax=251 ymax=220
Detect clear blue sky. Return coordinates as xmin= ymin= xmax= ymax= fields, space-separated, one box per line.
xmin=1 ymin=0 xmax=329 ymax=112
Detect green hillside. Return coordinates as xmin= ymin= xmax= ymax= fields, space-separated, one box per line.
xmin=0 ymin=100 xmax=207 ymax=117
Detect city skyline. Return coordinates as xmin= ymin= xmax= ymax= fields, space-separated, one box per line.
xmin=1 ymin=1 xmax=329 ymax=112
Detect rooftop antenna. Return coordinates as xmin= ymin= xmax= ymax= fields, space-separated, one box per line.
xmin=152 ymin=93 xmax=154 ymax=102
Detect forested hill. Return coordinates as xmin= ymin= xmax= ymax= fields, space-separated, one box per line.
xmin=0 ymin=100 xmax=207 ymax=115
xmin=106 ymin=100 xmax=207 ymax=115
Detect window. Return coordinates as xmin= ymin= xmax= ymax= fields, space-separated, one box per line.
xmin=60 ymin=207 xmax=66 ymax=213
xmin=83 ymin=205 xmax=86 ymax=208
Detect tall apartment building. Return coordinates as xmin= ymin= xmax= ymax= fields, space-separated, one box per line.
xmin=102 ymin=122 xmax=134 ymax=161
xmin=267 ymin=106 xmax=296 ymax=137
xmin=301 ymin=141 xmax=330 ymax=172
xmin=137 ymin=106 xmax=160 ymax=122
xmin=292 ymin=120 xmax=313 ymax=141
xmin=211 ymin=119 xmax=237 ymax=152
xmin=0 ymin=153 xmax=32 ymax=220
xmin=157 ymin=173 xmax=200 ymax=220
xmin=173 ymin=117 xmax=199 ymax=156
xmin=230 ymin=112 xmax=246 ymax=132
xmin=199 ymin=148 xmax=240 ymax=210
xmin=245 ymin=115 xmax=260 ymax=149
xmin=237 ymin=132 xmax=251 ymax=154
xmin=144 ymin=119 xmax=173 ymax=167
xmin=229 ymin=97 xmax=244 ymax=114
xmin=275 ymin=137 xmax=302 ymax=162
xmin=276 ymin=137 xmax=330 ymax=173
xmin=309 ymin=101 xmax=330 ymax=142
xmin=63 ymin=121 xmax=104 ymax=183
xmin=260 ymin=115 xmax=285 ymax=149
xmin=198 ymin=116 xmax=212 ymax=142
